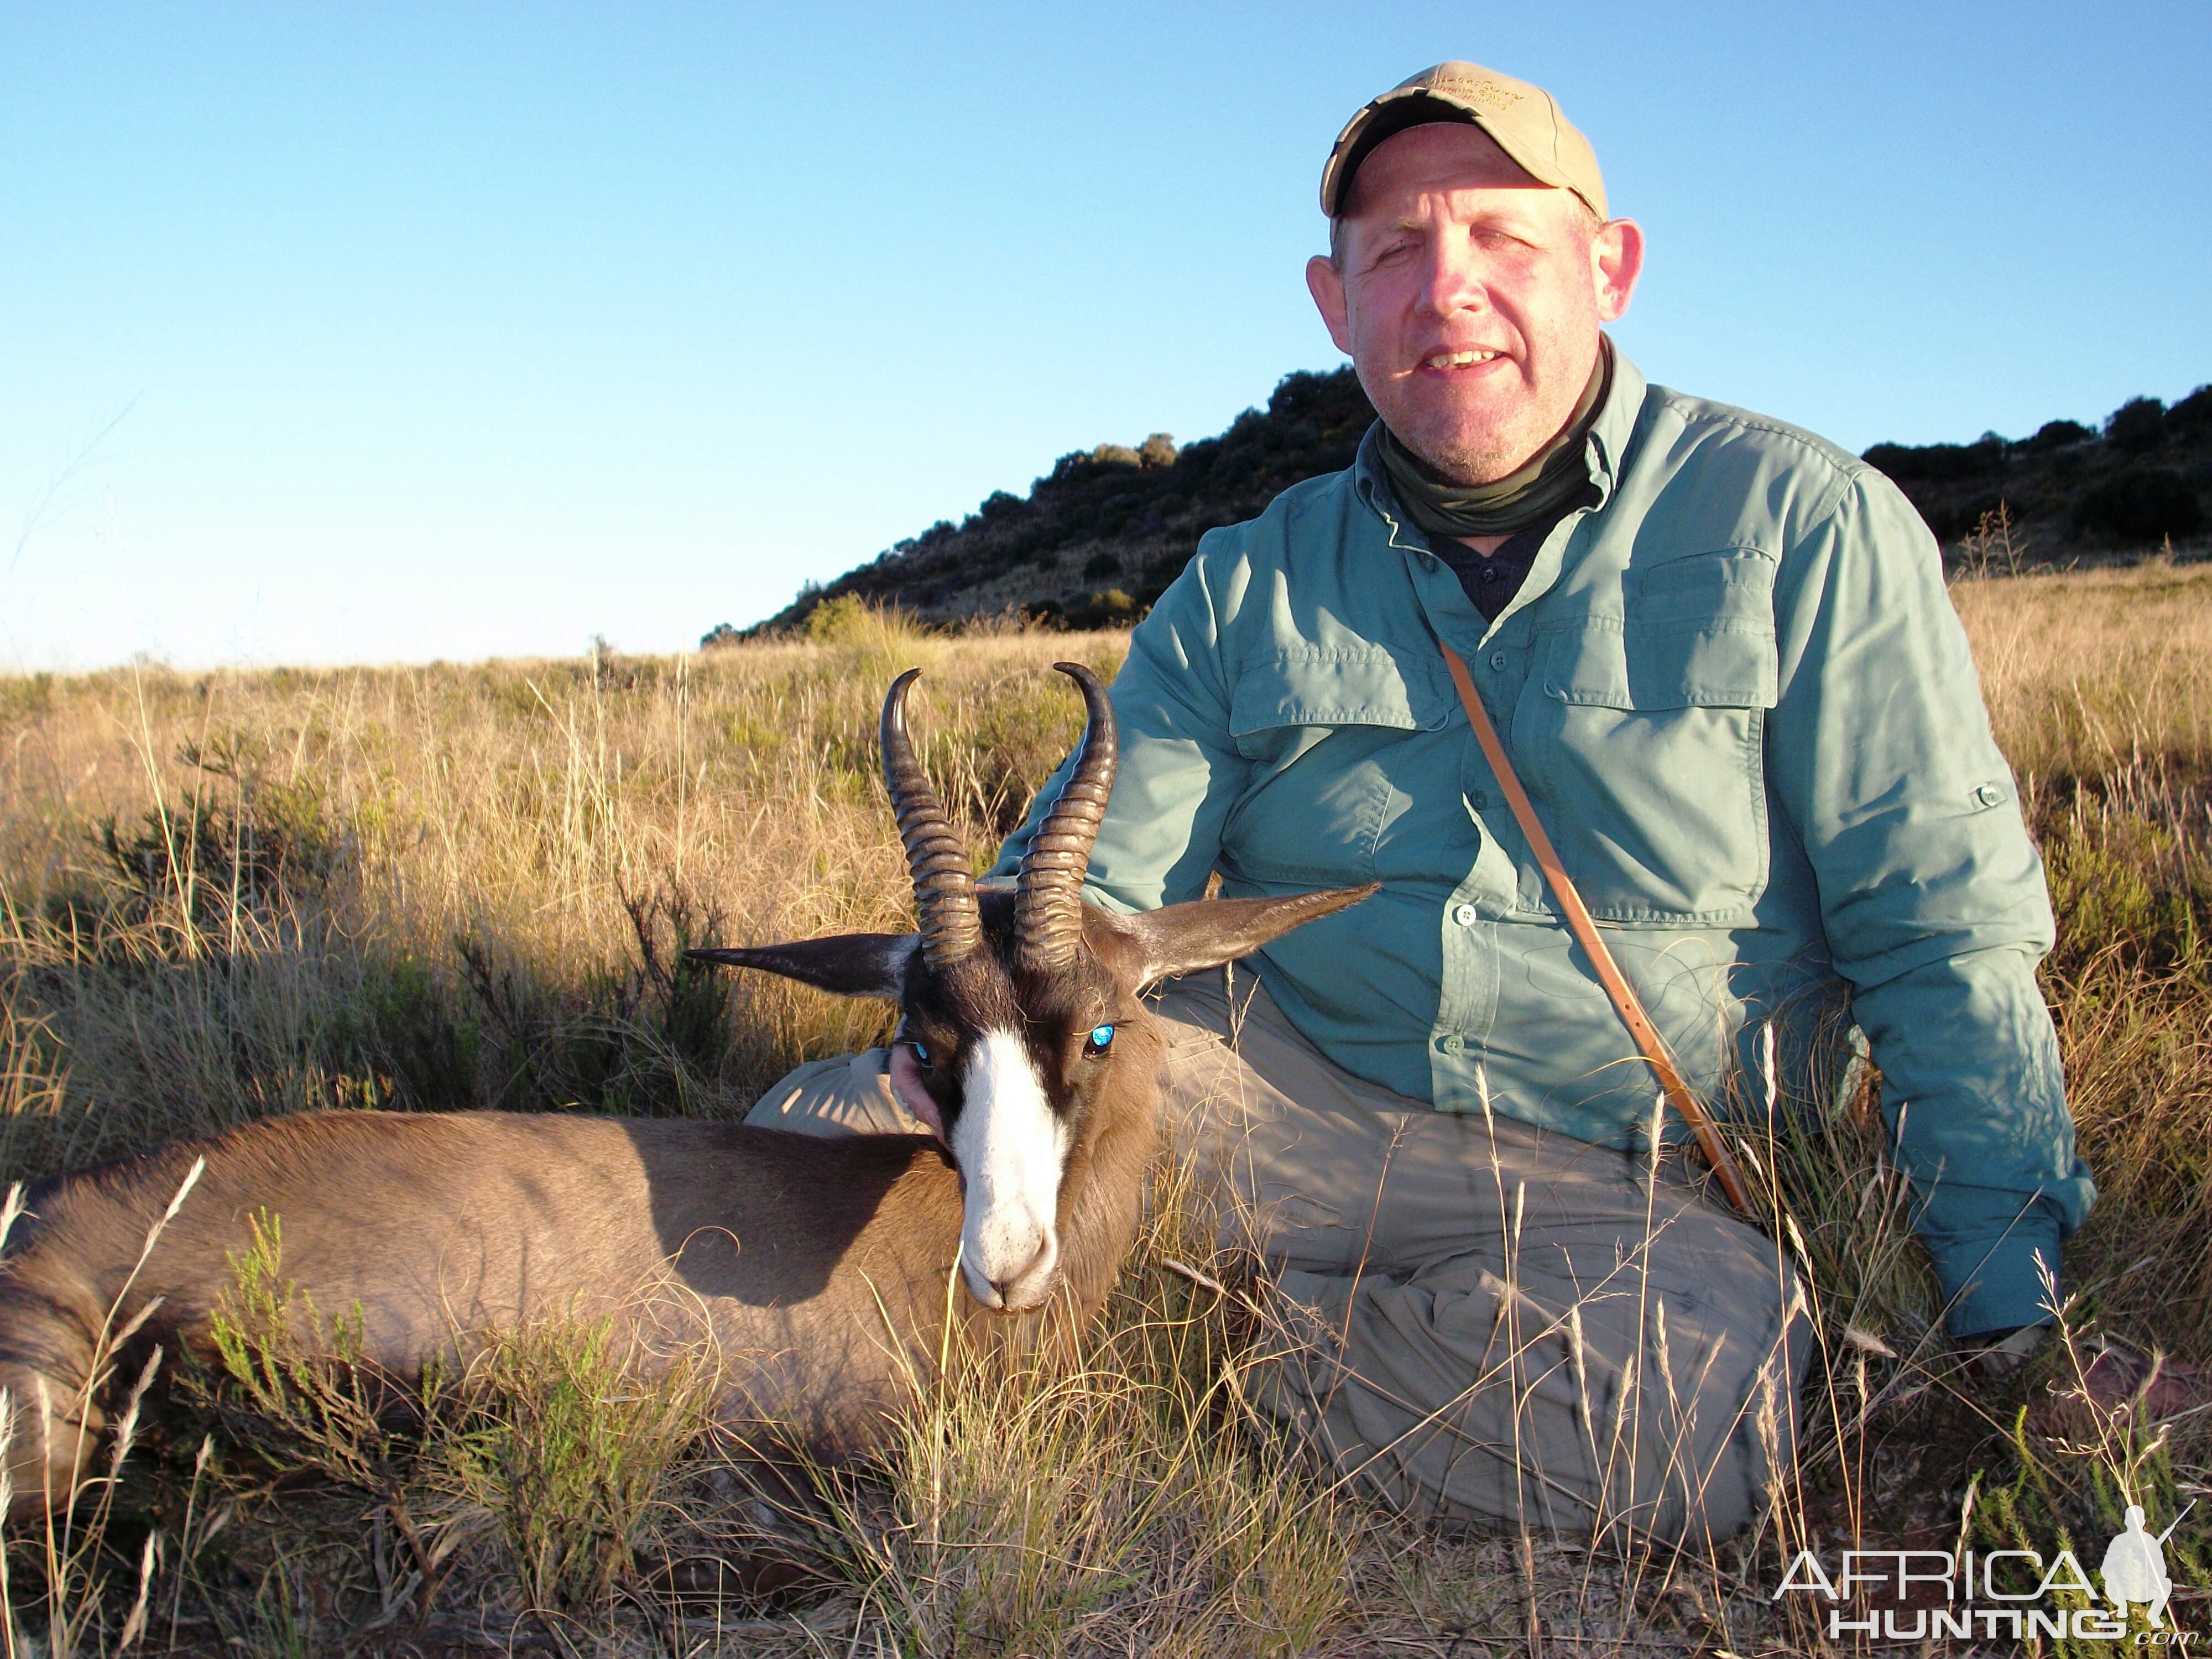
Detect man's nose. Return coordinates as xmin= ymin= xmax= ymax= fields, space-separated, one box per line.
xmin=1416 ymin=234 xmax=1488 ymax=317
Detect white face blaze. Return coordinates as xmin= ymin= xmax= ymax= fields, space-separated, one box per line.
xmin=952 ymin=1029 xmax=1071 ymax=1310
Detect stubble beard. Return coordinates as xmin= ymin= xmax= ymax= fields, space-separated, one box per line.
xmin=1368 ymin=324 xmax=1603 ymax=485
xmin=1387 ymin=398 xmax=1551 ymax=486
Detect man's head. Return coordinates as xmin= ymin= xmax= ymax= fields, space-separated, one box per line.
xmin=1306 ymin=64 xmax=1644 ymax=486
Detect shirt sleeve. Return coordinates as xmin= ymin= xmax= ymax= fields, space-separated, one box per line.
xmin=1766 ymin=470 xmax=2094 ymax=1335
xmin=991 ymin=541 xmax=1250 ymax=911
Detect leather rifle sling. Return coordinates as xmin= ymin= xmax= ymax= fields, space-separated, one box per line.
xmin=1439 ymin=642 xmax=1754 ymax=1217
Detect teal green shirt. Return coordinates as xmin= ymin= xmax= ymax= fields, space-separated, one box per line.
xmin=995 ymin=349 xmax=2092 ymax=1337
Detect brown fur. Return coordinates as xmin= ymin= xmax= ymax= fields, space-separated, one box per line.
xmin=0 ymin=865 xmax=1368 ymax=1516
xmin=0 ymin=925 xmax=1167 ymax=1515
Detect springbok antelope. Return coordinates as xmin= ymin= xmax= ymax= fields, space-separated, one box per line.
xmin=0 ymin=663 xmax=1371 ymax=1514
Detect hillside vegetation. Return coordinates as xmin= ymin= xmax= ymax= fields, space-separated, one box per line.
xmin=726 ymin=368 xmax=1379 ymax=637
xmin=3 ymin=566 xmax=2208 ymax=1653
xmin=717 ymin=372 xmax=2212 ymax=639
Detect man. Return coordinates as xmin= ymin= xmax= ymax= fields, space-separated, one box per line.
xmin=753 ymin=62 xmax=2092 ymax=1547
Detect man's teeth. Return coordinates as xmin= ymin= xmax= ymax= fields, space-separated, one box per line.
xmin=1425 ymin=350 xmax=1499 ymax=369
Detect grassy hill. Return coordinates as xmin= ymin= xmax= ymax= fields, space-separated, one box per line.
xmin=722 ymin=366 xmax=1379 ymax=639
xmin=712 ymin=374 xmax=2212 ymax=641
xmin=1865 ymin=386 xmax=2212 ymax=563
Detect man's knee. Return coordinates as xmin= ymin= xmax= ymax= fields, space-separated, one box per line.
xmin=1585 ymin=1203 xmax=1811 ymax=1543
xmin=1253 ymin=1208 xmax=1809 ymax=1547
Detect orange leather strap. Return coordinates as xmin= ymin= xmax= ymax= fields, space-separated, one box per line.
xmin=1439 ymin=642 xmax=1754 ymax=1217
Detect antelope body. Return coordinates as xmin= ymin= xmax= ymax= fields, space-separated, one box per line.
xmin=0 ymin=665 xmax=1369 ymax=1514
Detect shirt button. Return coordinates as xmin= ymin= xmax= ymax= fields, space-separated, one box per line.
xmin=1489 ymin=651 xmax=1509 ymax=671
xmin=1438 ymin=1033 xmax=1465 ymax=1056
xmin=1452 ymin=902 xmax=1478 ymax=926
xmin=1466 ymin=789 xmax=1488 ymax=810
xmin=1975 ymin=783 xmax=2005 ymax=807
xmin=1480 ymin=567 xmax=1500 ymax=585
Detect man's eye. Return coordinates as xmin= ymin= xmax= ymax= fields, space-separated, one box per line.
xmin=1084 ymin=1025 xmax=1115 ymax=1058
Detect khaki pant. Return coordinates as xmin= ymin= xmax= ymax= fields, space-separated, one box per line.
xmin=748 ymin=968 xmax=1810 ymax=1548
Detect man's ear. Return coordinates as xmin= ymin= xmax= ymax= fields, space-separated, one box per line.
xmin=1592 ymin=217 xmax=1645 ymax=324
xmin=1306 ymin=254 xmax=1354 ymax=356
xmin=687 ymin=935 xmax=916 ymax=999
xmin=1117 ymin=885 xmax=1378 ymax=989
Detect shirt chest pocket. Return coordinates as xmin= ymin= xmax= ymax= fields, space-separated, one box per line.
xmin=1515 ymin=552 xmax=1779 ymax=924
xmin=1222 ymin=649 xmax=1452 ymax=886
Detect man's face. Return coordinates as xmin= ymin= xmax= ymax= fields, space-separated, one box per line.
xmin=1307 ymin=122 xmax=1644 ymax=484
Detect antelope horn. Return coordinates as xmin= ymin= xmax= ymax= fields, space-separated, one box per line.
xmin=1015 ymin=662 xmax=1118 ymax=971
xmin=880 ymin=670 xmax=981 ymax=968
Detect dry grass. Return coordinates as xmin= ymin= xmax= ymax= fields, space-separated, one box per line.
xmin=0 ymin=572 xmax=2206 ymax=1653
xmin=0 ymin=624 xmax=1119 ymax=1182
xmin=1959 ymin=556 xmax=2212 ymax=781
xmin=1957 ymin=560 xmax=2212 ymax=1349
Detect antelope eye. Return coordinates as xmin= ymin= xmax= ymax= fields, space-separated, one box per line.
xmin=1084 ymin=1024 xmax=1115 ymax=1058
xmin=910 ymin=1040 xmax=932 ymax=1068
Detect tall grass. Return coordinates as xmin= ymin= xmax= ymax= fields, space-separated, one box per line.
xmin=0 ymin=626 xmax=1119 ymax=1183
xmin=0 ymin=567 xmax=2205 ymax=1651
xmin=1958 ymin=561 xmax=2212 ymax=1348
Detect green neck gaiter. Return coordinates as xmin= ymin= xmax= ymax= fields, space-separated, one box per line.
xmin=1376 ymin=339 xmax=1612 ymax=541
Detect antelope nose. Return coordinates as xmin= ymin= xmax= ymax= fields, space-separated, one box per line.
xmin=991 ymin=1229 xmax=1061 ymax=1310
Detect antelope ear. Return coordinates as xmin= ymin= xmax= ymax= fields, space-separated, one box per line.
xmin=1117 ymin=885 xmax=1379 ymax=989
xmin=686 ymin=935 xmax=918 ymax=999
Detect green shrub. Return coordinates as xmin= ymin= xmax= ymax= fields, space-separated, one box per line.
xmin=87 ymin=733 xmax=343 ymax=945
xmin=2070 ymin=467 xmax=2205 ymax=543
xmin=362 ymin=954 xmax=481 ymax=1112
xmin=2104 ymin=395 xmax=2168 ymax=456
xmin=2023 ymin=417 xmax=2094 ymax=451
xmin=0 ymin=672 xmax=55 ymax=724
xmin=1862 ymin=435 xmax=2008 ymax=483
xmin=430 ymin=1317 xmax=722 ymax=1615
xmin=803 ymin=594 xmax=870 ymax=641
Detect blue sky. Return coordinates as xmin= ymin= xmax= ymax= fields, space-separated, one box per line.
xmin=4 ymin=2 xmax=2207 ymax=670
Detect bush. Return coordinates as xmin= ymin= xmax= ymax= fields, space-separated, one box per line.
xmin=90 ymin=733 xmax=343 ymax=941
xmin=432 ymin=1317 xmax=723 ymax=1614
xmin=2023 ymin=418 xmax=2094 ymax=451
xmin=0 ymin=672 xmax=55 ymax=723
xmin=2071 ymin=467 xmax=2205 ymax=543
xmin=1861 ymin=436 xmax=2008 ymax=483
xmin=2105 ymin=395 xmax=2168 ymax=455
xmin=803 ymin=594 xmax=929 ymax=649
xmin=1061 ymin=589 xmax=1139 ymax=629
xmin=2171 ymin=384 xmax=2212 ymax=432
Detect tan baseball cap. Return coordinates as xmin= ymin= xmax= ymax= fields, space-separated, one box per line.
xmin=1319 ymin=61 xmax=1607 ymax=222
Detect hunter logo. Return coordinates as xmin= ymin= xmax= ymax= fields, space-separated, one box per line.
xmin=1427 ymin=71 xmax=1525 ymax=112
xmin=1771 ymin=1502 xmax=2200 ymax=1643
xmin=2104 ymin=1504 xmax=2184 ymax=1627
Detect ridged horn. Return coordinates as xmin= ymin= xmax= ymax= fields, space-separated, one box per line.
xmin=881 ymin=669 xmax=981 ymax=968
xmin=1014 ymin=662 xmax=1119 ymax=971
